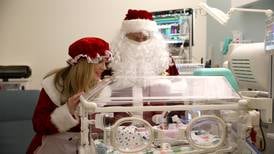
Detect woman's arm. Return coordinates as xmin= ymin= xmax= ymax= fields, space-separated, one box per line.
xmin=32 ymin=89 xmax=79 ymax=134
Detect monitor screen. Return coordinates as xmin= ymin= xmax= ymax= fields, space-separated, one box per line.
xmin=152 ymin=8 xmax=194 ymax=47
xmin=265 ymin=17 xmax=274 ymax=53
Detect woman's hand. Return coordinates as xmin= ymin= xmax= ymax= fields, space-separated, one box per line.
xmin=67 ymin=92 xmax=84 ymax=115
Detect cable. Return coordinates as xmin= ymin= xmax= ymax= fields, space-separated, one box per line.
xmin=258 ymin=115 xmax=266 ymax=152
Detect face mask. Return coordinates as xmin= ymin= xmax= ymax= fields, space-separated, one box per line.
xmin=125 ymin=31 xmax=153 ymax=45
xmin=125 ymin=36 xmax=152 ymax=45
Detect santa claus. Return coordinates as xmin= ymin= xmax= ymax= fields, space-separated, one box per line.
xmin=110 ymin=9 xmax=179 ymax=88
xmin=108 ymin=9 xmax=181 ymax=125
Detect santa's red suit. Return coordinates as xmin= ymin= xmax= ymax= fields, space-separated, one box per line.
xmin=167 ymin=57 xmax=179 ymax=76
xmin=27 ymin=75 xmax=83 ymax=154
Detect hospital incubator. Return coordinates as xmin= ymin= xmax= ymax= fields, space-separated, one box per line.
xmin=78 ymin=76 xmax=272 ymax=153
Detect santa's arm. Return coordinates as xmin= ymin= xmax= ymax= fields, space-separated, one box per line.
xmin=32 ymin=89 xmax=79 ymax=134
xmin=166 ymin=56 xmax=179 ymax=76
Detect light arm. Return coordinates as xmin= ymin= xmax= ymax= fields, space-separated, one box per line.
xmin=198 ymin=2 xmax=229 ymax=25
xmin=199 ymin=2 xmax=273 ymax=25
xmin=228 ymin=7 xmax=273 ymax=17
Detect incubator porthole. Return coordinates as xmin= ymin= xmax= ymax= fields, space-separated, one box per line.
xmin=186 ymin=115 xmax=226 ymax=150
xmin=110 ymin=117 xmax=154 ymax=153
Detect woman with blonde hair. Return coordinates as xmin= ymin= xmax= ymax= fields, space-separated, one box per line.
xmin=27 ymin=37 xmax=111 ymax=154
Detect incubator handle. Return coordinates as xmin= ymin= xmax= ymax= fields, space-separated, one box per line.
xmin=80 ymin=95 xmax=97 ymax=112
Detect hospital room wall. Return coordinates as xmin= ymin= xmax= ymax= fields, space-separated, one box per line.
xmin=206 ymin=0 xmax=274 ymax=67
xmin=0 ymin=0 xmax=206 ymax=89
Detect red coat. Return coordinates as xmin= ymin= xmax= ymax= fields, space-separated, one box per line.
xmin=27 ymin=75 xmax=80 ymax=154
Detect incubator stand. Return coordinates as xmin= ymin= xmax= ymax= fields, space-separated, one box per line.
xmin=78 ymin=76 xmax=257 ymax=154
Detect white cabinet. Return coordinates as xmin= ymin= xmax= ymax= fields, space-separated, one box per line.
xmin=231 ymin=0 xmax=259 ymax=8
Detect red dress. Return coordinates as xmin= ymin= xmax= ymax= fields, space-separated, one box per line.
xmin=27 ymin=75 xmax=80 ymax=154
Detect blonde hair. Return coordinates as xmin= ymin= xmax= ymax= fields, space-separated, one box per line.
xmin=45 ymin=59 xmax=98 ymax=105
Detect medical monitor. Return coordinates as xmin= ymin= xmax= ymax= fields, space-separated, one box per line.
xmin=265 ymin=17 xmax=274 ymax=53
xmin=152 ymin=8 xmax=194 ymax=46
xmin=228 ymin=42 xmax=270 ymax=91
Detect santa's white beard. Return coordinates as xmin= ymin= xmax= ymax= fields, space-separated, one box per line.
xmin=110 ymin=32 xmax=170 ymax=89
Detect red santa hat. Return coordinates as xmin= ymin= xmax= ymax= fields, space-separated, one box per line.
xmin=121 ymin=9 xmax=158 ymax=33
xmin=67 ymin=37 xmax=111 ymax=65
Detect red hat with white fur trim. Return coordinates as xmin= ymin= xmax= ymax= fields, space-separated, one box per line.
xmin=121 ymin=9 xmax=158 ymax=33
xmin=67 ymin=37 xmax=111 ymax=65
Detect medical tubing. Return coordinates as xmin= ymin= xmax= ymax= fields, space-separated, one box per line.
xmin=259 ymin=118 xmax=266 ymax=152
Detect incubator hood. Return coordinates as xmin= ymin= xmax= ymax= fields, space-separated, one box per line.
xmin=77 ymin=76 xmax=250 ymax=154
xmin=84 ymin=76 xmax=241 ymax=106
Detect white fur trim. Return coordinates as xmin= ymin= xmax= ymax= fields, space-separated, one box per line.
xmin=50 ymin=104 xmax=79 ymax=132
xmin=42 ymin=74 xmax=61 ymax=106
xmin=42 ymin=74 xmax=79 ymax=132
xmin=121 ymin=19 xmax=158 ymax=33
xmin=67 ymin=50 xmax=112 ymax=65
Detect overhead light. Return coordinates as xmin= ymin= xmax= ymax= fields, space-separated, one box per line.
xmin=199 ymin=2 xmax=273 ymax=25
xmin=199 ymin=2 xmax=229 ymax=25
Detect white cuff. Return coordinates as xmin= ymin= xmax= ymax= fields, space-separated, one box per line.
xmin=50 ymin=104 xmax=79 ymax=132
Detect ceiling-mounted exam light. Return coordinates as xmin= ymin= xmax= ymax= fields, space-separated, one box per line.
xmin=199 ymin=2 xmax=229 ymax=25
xmin=199 ymin=2 xmax=273 ymax=25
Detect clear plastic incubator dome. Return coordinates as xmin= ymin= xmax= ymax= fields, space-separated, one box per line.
xmin=79 ymin=76 xmax=242 ymax=154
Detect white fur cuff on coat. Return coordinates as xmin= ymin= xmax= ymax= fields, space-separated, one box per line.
xmin=50 ymin=104 xmax=79 ymax=132
xmin=121 ymin=19 xmax=158 ymax=33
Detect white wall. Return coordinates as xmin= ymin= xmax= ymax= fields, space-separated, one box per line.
xmin=231 ymin=0 xmax=259 ymax=7
xmin=0 ymin=0 xmax=206 ymax=89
